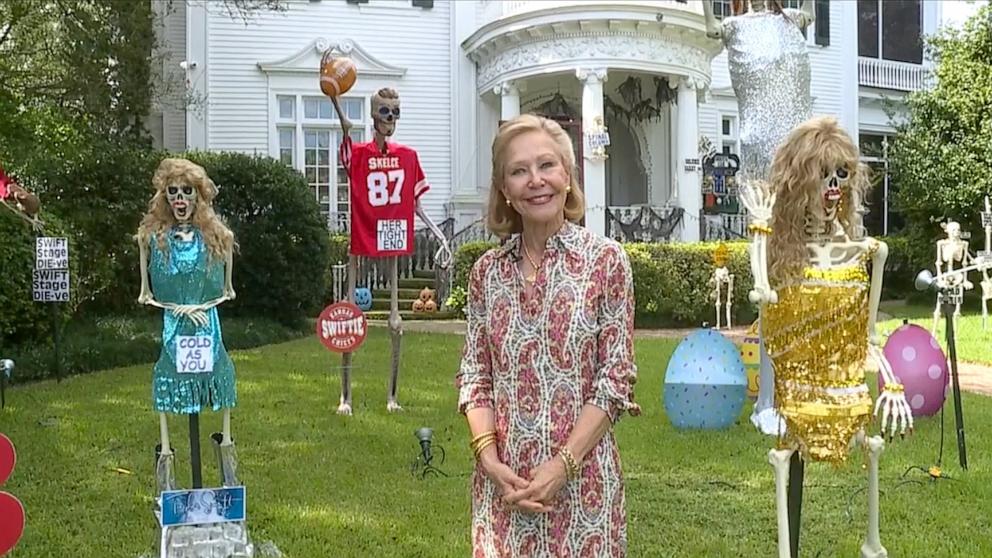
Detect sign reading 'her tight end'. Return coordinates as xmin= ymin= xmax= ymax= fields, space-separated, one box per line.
xmin=316 ymin=301 xmax=367 ymax=353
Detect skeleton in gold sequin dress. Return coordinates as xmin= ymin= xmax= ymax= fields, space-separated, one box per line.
xmin=740 ymin=117 xmax=913 ymax=558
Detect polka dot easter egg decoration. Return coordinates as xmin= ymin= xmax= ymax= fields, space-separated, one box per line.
xmin=881 ymin=323 xmax=948 ymax=417
xmin=663 ymin=329 xmax=748 ymax=430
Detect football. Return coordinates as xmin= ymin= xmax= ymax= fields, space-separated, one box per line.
xmin=319 ymin=54 xmax=357 ymax=97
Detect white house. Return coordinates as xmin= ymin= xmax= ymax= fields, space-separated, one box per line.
xmin=149 ymin=0 xmax=966 ymax=243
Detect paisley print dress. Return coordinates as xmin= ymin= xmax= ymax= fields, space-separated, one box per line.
xmin=456 ymin=222 xmax=640 ymax=557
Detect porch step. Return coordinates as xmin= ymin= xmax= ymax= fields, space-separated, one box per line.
xmin=371 ymin=288 xmax=428 ymax=300
xmin=364 ymin=310 xmax=459 ymax=321
xmin=412 ymin=269 xmax=436 ymax=279
xmin=370 ymin=298 xmax=421 ymax=312
xmin=396 ymin=277 xmax=437 ymax=290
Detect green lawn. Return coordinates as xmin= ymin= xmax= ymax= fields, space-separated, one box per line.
xmin=879 ymin=300 xmax=992 ymax=365
xmin=1 ymin=329 xmax=990 ymax=557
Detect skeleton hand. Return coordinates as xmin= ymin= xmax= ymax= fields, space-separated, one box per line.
xmin=868 ymin=344 xmax=914 ymax=439
xmin=434 ymin=244 xmax=452 ymax=271
xmin=138 ymin=290 xmax=153 ymax=305
xmin=224 ymin=287 xmax=237 ymax=301
xmin=738 ymin=181 xmax=775 ymax=223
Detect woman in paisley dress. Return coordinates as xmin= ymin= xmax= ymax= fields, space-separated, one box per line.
xmin=456 ymin=114 xmax=640 ymax=557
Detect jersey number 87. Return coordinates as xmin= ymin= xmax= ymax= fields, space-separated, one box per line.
xmin=367 ymin=169 xmax=405 ymax=207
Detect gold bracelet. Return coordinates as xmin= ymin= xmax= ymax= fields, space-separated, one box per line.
xmin=558 ymin=447 xmax=580 ymax=481
xmin=474 ymin=437 xmax=496 ymax=460
xmin=883 ymin=383 xmax=905 ymax=394
xmin=747 ymin=223 xmax=773 ymax=235
xmin=470 ymin=430 xmax=495 ymax=446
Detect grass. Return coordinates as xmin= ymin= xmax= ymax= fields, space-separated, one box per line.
xmin=0 ymin=328 xmax=990 ymax=557
xmin=0 ymin=312 xmax=311 ymax=383
xmin=879 ymin=300 xmax=992 ymax=365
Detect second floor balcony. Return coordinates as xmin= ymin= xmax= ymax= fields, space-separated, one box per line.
xmin=858 ymin=57 xmax=928 ymax=92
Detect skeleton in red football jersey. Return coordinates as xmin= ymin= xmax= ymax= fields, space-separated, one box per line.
xmin=331 ymin=87 xmax=451 ymax=415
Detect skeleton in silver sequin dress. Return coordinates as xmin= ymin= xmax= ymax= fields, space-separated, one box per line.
xmin=703 ymin=0 xmax=814 ymax=437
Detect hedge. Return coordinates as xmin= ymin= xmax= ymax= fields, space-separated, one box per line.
xmin=444 ymin=239 xmax=758 ymax=327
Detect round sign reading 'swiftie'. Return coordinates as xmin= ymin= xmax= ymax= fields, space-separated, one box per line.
xmin=317 ymin=302 xmax=368 ymax=353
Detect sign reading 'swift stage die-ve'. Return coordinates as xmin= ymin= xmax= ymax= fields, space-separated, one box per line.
xmin=33 ymin=237 xmax=69 ymax=303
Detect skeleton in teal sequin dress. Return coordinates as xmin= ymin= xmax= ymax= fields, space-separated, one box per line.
xmin=138 ymin=158 xmax=240 ymax=494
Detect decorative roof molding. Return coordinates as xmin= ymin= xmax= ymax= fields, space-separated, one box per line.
xmin=257 ymin=38 xmax=406 ymax=78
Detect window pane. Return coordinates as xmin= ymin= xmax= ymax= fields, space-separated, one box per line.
xmin=318 ymin=149 xmax=329 ymax=166
xmin=317 ymin=131 xmax=329 ymax=149
xmin=722 ymin=118 xmax=732 ymax=136
xmin=860 ymin=134 xmax=886 ymax=159
xmin=858 ymin=0 xmax=879 ymax=58
xmin=350 ymin=130 xmax=364 ymax=143
xmin=814 ymin=0 xmax=830 ymax=47
xmin=279 ymin=128 xmax=293 ymax=148
xmin=305 ymin=150 xmax=316 ymax=166
xmin=304 ymin=99 xmax=319 ymax=119
xmin=882 ymin=0 xmax=922 ymax=63
xmin=278 ymin=96 xmax=294 ymax=119
xmin=344 ymin=98 xmax=363 ymax=120
xmin=305 ymin=167 xmax=316 ymax=183
xmin=864 ymin=161 xmax=886 ymax=236
xmin=304 ymin=131 xmax=317 ymax=149
xmin=318 ymin=99 xmax=333 ymax=119
xmin=318 ymin=167 xmax=330 ymax=184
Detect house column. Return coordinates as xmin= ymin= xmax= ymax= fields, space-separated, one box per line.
xmin=577 ymin=67 xmax=608 ymax=237
xmin=676 ymin=76 xmax=701 ymax=242
xmin=493 ymin=81 xmax=520 ymax=120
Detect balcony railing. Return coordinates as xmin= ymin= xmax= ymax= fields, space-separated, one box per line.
xmin=478 ymin=0 xmax=700 ymax=26
xmin=858 ymin=57 xmax=927 ymax=92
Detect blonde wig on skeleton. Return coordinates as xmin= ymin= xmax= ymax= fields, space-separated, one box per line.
xmin=767 ymin=116 xmax=870 ymax=288
xmin=486 ymin=114 xmax=586 ymax=237
xmin=137 ymin=158 xmax=235 ymax=262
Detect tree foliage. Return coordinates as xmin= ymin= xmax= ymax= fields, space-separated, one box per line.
xmin=888 ymin=6 xmax=992 ymax=269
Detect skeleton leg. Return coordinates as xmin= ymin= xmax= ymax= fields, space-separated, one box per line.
xmin=727 ymin=276 xmax=734 ymax=329
xmin=386 ymin=257 xmax=403 ymax=412
xmin=338 ymin=255 xmax=358 ymax=415
xmin=860 ymin=433 xmax=888 ymax=558
xmin=751 ymin=318 xmax=785 ymax=436
xmin=211 ymin=409 xmax=239 ymax=487
xmin=769 ymin=447 xmax=796 ymax=558
xmin=155 ymin=413 xmax=176 ymax=493
xmin=931 ymin=294 xmax=941 ymax=338
xmin=715 ymin=286 xmax=722 ymax=329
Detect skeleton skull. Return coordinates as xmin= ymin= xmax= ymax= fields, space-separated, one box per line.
xmin=167 ymin=182 xmax=197 ymax=222
xmin=814 ymin=166 xmax=849 ymax=222
xmin=942 ymin=221 xmax=962 ymax=240
xmin=371 ymin=88 xmax=400 ymax=139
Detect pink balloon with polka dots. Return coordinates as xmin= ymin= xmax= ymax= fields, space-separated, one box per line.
xmin=880 ymin=323 xmax=949 ymax=417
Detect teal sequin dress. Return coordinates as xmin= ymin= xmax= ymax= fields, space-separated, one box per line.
xmin=150 ymin=226 xmax=237 ymax=414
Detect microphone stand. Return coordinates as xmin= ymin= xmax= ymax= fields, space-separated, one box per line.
xmin=915 ymin=270 xmax=968 ymax=470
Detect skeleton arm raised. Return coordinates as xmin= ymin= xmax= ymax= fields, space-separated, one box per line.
xmin=739 ymin=182 xmax=778 ymax=304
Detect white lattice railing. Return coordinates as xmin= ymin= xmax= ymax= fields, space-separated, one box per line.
xmin=858 ymin=57 xmax=927 ymax=92
xmin=478 ymin=0 xmax=699 ymax=26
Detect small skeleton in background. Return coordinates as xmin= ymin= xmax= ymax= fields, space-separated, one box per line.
xmin=709 ymin=243 xmax=734 ymax=329
xmin=932 ymin=220 xmax=973 ymax=336
xmin=979 ymin=197 xmax=992 ymax=330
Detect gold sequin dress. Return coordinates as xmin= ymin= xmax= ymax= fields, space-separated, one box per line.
xmin=761 ymin=255 xmax=875 ymax=463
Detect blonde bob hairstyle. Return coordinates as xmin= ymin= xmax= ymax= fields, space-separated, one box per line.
xmin=486 ymin=114 xmax=586 ymax=237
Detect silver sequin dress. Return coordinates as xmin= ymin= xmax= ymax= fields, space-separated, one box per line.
xmin=723 ymin=9 xmax=812 ymax=185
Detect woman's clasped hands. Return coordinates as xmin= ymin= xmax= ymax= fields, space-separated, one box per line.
xmin=481 ymin=452 xmax=569 ymax=514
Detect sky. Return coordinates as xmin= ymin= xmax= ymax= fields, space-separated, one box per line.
xmin=940 ymin=0 xmax=988 ymax=29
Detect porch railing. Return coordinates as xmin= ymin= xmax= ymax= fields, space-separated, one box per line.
xmin=606 ymin=205 xmax=684 ymax=243
xmin=858 ymin=57 xmax=928 ymax=92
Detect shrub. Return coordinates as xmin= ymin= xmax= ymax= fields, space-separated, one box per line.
xmin=0 ymin=209 xmax=80 ymax=345
xmin=446 ymin=240 xmax=498 ymax=315
xmin=626 ymin=241 xmax=757 ymax=328
xmin=183 ymin=151 xmax=331 ymax=327
xmin=12 ymin=143 xmax=165 ymax=313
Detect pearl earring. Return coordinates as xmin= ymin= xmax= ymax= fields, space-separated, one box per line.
xmin=566 ymin=186 xmax=571 ymax=193
xmin=505 ymin=198 xmax=511 ymax=206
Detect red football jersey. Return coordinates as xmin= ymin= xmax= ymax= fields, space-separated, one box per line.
xmin=340 ymin=137 xmax=429 ymax=257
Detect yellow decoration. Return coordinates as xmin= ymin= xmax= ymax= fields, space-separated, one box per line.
xmin=740 ymin=320 xmax=761 ymax=401
xmin=713 ymin=243 xmax=730 ymax=267
xmin=748 ymin=223 xmax=773 ymax=235
xmin=762 ymin=263 xmax=873 ymax=464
